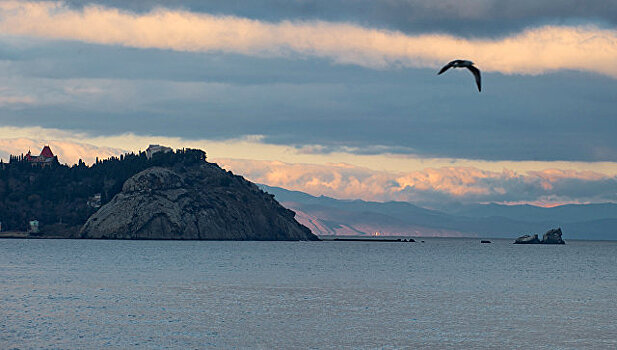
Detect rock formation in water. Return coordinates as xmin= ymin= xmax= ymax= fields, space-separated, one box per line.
xmin=514 ymin=234 xmax=541 ymax=244
xmin=541 ymin=228 xmax=565 ymax=244
xmin=79 ymin=163 xmax=319 ymax=241
xmin=514 ymin=228 xmax=565 ymax=244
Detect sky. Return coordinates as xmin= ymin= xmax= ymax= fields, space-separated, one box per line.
xmin=0 ymin=0 xmax=616 ymax=207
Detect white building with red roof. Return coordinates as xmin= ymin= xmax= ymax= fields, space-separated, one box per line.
xmin=25 ymin=145 xmax=59 ymax=167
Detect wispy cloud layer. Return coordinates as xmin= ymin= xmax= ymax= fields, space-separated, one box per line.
xmin=3 ymin=125 xmax=617 ymax=174
xmin=58 ymin=0 xmax=617 ymax=37
xmin=0 ymin=95 xmax=35 ymax=106
xmin=2 ymin=1 xmax=617 ymax=77
xmin=1 ymin=128 xmax=616 ymax=205
xmin=218 ymin=158 xmax=617 ymax=206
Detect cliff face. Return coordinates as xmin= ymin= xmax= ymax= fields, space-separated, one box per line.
xmin=79 ymin=163 xmax=318 ymax=241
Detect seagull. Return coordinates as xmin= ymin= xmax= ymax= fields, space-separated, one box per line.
xmin=437 ymin=60 xmax=482 ymax=92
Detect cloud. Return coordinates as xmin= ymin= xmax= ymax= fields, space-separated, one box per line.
xmin=1 ymin=126 xmax=616 ymax=205
xmin=0 ymin=21 xmax=616 ymax=162
xmin=2 ymin=2 xmax=617 ymax=77
xmin=217 ymin=158 xmax=617 ymax=205
xmin=0 ymin=95 xmax=35 ymax=106
xmin=295 ymin=144 xmax=418 ymax=156
xmin=3 ymin=124 xmax=617 ymax=174
xmin=58 ymin=1 xmax=617 ymax=37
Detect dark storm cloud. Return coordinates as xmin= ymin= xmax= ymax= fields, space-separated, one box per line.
xmin=57 ymin=0 xmax=617 ymax=36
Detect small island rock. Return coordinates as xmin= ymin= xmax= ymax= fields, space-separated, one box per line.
xmin=514 ymin=228 xmax=565 ymax=244
xmin=541 ymin=228 xmax=565 ymax=244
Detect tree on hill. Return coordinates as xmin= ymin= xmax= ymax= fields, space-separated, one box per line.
xmin=0 ymin=148 xmax=206 ymax=232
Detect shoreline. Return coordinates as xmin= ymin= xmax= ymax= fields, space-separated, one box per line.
xmin=322 ymin=237 xmax=416 ymax=242
xmin=0 ymin=234 xmax=608 ymax=242
xmin=0 ymin=232 xmax=68 ymax=239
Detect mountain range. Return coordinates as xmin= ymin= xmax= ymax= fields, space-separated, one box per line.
xmin=260 ymin=185 xmax=617 ymax=240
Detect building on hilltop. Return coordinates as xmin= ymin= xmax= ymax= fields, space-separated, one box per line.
xmin=146 ymin=144 xmax=172 ymax=159
xmin=25 ymin=145 xmax=59 ymax=167
xmin=10 ymin=145 xmax=59 ymax=167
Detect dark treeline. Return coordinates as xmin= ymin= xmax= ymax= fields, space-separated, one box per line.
xmin=0 ymin=148 xmax=206 ymax=232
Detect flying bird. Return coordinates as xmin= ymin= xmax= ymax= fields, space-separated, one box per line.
xmin=437 ymin=60 xmax=482 ymax=92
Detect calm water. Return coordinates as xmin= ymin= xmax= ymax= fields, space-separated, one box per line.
xmin=1 ymin=238 xmax=616 ymax=349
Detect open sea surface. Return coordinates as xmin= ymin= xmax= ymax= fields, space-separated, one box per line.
xmin=1 ymin=238 xmax=616 ymax=349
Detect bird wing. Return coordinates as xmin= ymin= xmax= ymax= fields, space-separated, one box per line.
xmin=437 ymin=61 xmax=455 ymax=75
xmin=466 ymin=65 xmax=482 ymax=92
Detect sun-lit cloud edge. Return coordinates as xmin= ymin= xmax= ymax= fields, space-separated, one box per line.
xmin=218 ymin=158 xmax=617 ymax=206
xmin=3 ymin=125 xmax=617 ymax=174
xmin=2 ymin=126 xmax=616 ymax=206
xmin=1 ymin=1 xmax=617 ymax=77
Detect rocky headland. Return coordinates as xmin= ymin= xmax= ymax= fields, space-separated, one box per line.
xmin=514 ymin=228 xmax=565 ymax=244
xmin=80 ymin=163 xmax=318 ymax=241
xmin=0 ymin=146 xmax=317 ymax=241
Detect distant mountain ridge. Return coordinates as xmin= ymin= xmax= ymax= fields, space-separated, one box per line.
xmin=444 ymin=202 xmax=617 ymax=223
xmin=260 ymin=185 xmax=617 ymax=240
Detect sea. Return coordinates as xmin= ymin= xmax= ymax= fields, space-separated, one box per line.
xmin=1 ymin=238 xmax=616 ymax=349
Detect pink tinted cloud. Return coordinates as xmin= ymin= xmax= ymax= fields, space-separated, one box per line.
xmin=217 ymin=158 xmax=616 ymax=205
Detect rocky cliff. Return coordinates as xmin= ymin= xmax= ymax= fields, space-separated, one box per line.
xmin=79 ymin=163 xmax=318 ymax=241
